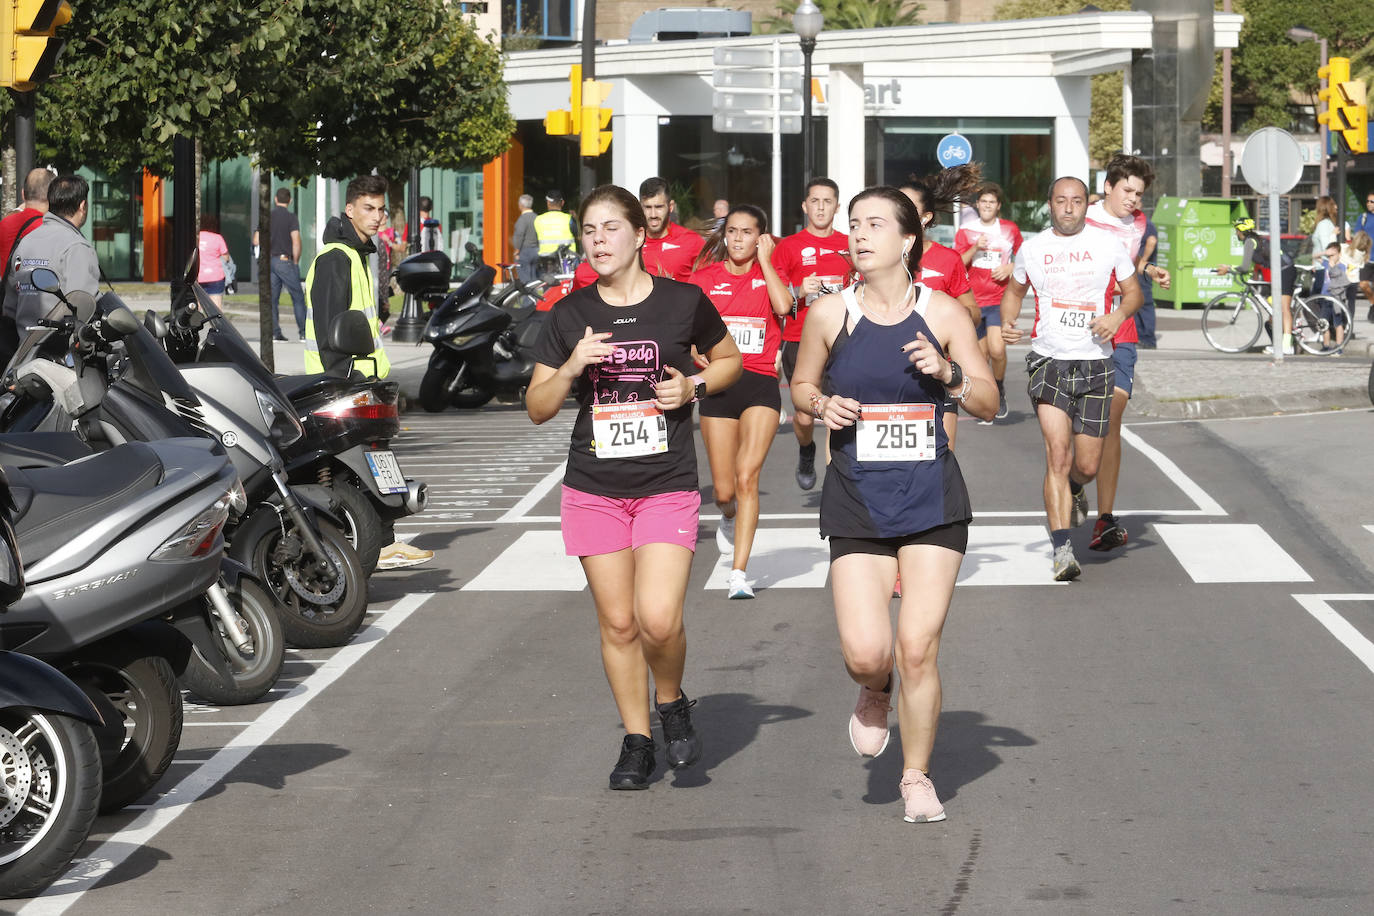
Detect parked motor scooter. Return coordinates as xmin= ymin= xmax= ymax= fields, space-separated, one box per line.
xmin=413 ymin=244 xmax=549 ymax=412
xmin=0 ymin=467 xmax=104 ymax=900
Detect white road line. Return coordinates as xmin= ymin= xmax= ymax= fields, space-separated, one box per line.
xmin=1119 ymin=426 xmax=1226 ymax=516
xmin=1153 ymin=523 xmax=1311 ymax=583
xmin=1292 ymin=594 xmax=1374 ymax=675
xmin=498 ymin=461 xmax=567 ymax=522
xmin=462 ymin=531 xmax=584 ymax=590
xmin=1365 ymin=525 xmax=1374 ymax=537
xmin=19 ymin=593 xmax=434 ymax=915
xmin=702 ymin=528 xmax=830 ymax=590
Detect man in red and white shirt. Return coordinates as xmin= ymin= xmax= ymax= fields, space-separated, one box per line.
xmin=955 ymin=183 xmax=1022 ymax=420
xmin=1000 ymin=177 xmax=1142 ymax=583
xmin=1083 ymin=154 xmax=1172 ymax=554
xmin=771 ymin=177 xmax=848 ymax=490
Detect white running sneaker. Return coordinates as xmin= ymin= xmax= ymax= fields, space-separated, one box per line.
xmin=726 ymin=569 xmax=754 ymax=599
xmin=716 ymin=516 xmax=735 ymax=554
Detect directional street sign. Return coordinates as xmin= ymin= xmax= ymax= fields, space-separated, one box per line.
xmin=713 ymin=113 xmax=802 ymax=134
xmin=714 ymin=46 xmax=802 ymax=69
xmin=711 ymin=42 xmax=802 ymax=136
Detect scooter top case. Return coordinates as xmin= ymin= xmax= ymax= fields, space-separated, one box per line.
xmin=0 ymin=438 xmax=238 ymax=657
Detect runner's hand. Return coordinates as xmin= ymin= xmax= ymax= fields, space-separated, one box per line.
xmin=756 ymin=233 xmax=776 ymax=262
xmin=801 ymin=274 xmax=823 ymax=295
xmin=1153 ymin=266 xmax=1172 ymax=290
xmin=819 ymin=394 xmax=861 ymax=430
xmin=1089 ymin=311 xmax=1124 ymax=342
xmin=991 ymin=264 xmax=1013 ymax=282
xmin=1001 ymin=317 xmax=1025 ymax=344
xmin=654 ymin=365 xmax=692 ymax=410
xmin=901 ymin=331 xmax=950 ymax=382
xmin=567 ymin=325 xmax=615 ymax=375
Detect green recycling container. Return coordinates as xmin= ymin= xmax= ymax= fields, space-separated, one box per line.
xmin=1152 ymin=197 xmax=1251 ymax=307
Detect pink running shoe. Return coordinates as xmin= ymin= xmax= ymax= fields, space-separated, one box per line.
xmin=848 ymin=683 xmax=892 ymax=757
xmin=899 ymin=768 xmax=947 ymax=823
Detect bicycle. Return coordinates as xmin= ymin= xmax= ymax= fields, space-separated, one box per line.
xmin=1201 ymin=265 xmax=1353 ymax=356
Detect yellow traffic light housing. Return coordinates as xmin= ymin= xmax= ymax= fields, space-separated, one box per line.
xmin=579 ymin=79 xmax=612 ymax=157
xmin=0 ymin=0 xmax=73 ymax=91
xmin=1338 ymin=79 xmax=1368 ymax=154
xmin=544 ymin=65 xmax=582 ymax=137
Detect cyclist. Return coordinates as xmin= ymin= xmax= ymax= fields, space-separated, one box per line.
xmin=773 ymin=177 xmax=849 ymax=491
xmin=999 ymin=177 xmax=1142 ymax=581
xmin=955 ymin=182 xmax=1022 ymax=420
xmin=526 ymin=184 xmax=742 ymax=790
xmin=1216 ymin=218 xmax=1296 ymax=356
xmin=789 ymin=186 xmax=996 ymax=823
xmin=689 ymin=204 xmax=793 ymax=599
xmin=1084 ymin=155 xmax=1171 ymax=553
xmin=900 ymin=165 xmax=982 ymax=449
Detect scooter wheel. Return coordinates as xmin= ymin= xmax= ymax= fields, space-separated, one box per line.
xmin=295 ymin=482 xmax=384 ymax=575
xmin=179 ymin=578 xmax=286 ymax=706
xmin=66 ymin=637 xmax=183 ymax=814
xmin=0 ymin=710 xmax=101 ymax=898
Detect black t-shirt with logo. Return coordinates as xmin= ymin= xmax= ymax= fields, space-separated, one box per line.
xmin=533 ymin=275 xmax=728 ymax=498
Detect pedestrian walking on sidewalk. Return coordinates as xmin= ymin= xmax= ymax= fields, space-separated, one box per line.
xmin=526 ymin=183 xmax=742 ymax=790
xmin=252 ymin=188 xmax=306 ymax=340
xmin=789 ymin=186 xmax=995 ymax=823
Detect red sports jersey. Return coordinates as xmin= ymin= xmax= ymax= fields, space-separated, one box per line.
xmin=771 ymin=228 xmax=850 ymax=342
xmin=571 ymin=261 xmax=598 ymax=290
xmin=955 ymin=218 xmax=1023 ymax=308
xmin=1084 ymin=201 xmax=1144 ymax=345
xmin=644 ymin=222 xmax=705 ymax=281
xmin=689 ymin=260 xmax=783 ymax=377
xmin=918 ymin=242 xmax=972 ymax=298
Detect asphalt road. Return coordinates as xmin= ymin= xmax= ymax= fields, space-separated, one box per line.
xmin=14 ymin=386 xmax=1374 ymax=916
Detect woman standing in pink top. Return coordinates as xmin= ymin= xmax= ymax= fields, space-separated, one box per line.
xmin=197 ymin=216 xmax=231 ymax=306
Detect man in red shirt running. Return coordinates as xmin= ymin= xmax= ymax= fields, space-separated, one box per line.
xmin=772 ymin=177 xmax=848 ymax=490
xmin=955 ymin=183 xmax=1022 ymax=421
xmin=0 ymin=168 xmax=53 ymax=366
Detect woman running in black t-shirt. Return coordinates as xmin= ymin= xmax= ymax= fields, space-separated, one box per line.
xmin=527 ymin=185 xmax=742 ymax=790
xmin=688 ymin=204 xmax=793 ymax=599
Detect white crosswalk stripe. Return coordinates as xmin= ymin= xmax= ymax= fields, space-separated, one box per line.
xmin=1152 ymin=523 xmax=1311 ymax=583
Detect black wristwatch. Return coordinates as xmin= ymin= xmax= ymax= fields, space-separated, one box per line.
xmin=944 ymin=360 xmax=964 ymax=390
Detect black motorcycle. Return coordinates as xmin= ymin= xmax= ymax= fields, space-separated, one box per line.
xmin=409 ymin=245 xmax=548 ymax=411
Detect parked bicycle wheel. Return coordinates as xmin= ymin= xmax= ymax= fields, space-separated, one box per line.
xmin=1202 ymin=291 xmax=1264 ymax=353
xmin=1292 ymin=295 xmax=1352 ymax=356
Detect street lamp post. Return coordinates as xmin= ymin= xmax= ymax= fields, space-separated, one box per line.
xmin=1288 ymin=26 xmax=1329 ymax=199
xmin=792 ymin=1 xmax=823 ymax=183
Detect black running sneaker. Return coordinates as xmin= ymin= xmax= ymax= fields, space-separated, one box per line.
xmin=995 ymin=383 xmax=1008 ymax=419
xmin=656 ymin=692 xmax=703 ymax=769
xmin=796 ymin=444 xmax=817 ymax=490
xmin=609 ymin=734 xmax=656 ymax=790
xmin=1089 ymin=513 xmax=1128 ymax=551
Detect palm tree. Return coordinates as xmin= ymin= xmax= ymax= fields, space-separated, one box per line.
xmin=759 ymin=0 xmax=925 ymax=33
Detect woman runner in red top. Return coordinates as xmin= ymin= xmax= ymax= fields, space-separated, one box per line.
xmin=527 ymin=185 xmax=742 ymax=790
xmin=688 ymin=204 xmax=793 ymax=599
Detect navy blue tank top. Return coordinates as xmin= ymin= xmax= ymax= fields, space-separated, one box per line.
xmin=820 ymin=284 xmax=973 ymax=539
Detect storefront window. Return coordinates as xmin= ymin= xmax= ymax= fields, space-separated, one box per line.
xmin=868 ymin=117 xmax=1054 ymax=233
xmin=89 ymin=170 xmax=139 ymax=280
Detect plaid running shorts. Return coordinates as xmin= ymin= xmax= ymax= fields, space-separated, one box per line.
xmin=1026 ymin=353 xmax=1113 ymax=438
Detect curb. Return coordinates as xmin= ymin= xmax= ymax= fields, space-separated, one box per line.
xmin=1132 ymin=383 xmax=1371 ymax=420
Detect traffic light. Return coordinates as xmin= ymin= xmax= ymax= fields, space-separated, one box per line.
xmin=0 ymin=0 xmax=73 ymax=91
xmin=1317 ymin=56 xmax=1368 ymax=153
xmin=544 ymin=65 xmax=582 ymax=137
xmin=579 ymin=79 xmax=612 ymax=157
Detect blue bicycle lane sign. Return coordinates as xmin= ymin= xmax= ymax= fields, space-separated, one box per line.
xmin=937 ymin=133 xmax=973 ymax=168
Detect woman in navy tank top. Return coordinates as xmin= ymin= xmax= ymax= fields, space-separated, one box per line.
xmin=789 ymin=187 xmax=996 ymax=823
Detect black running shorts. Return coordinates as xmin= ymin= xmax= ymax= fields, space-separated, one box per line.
xmin=829 ymin=521 xmax=970 ymax=561
xmin=779 ymin=340 xmax=800 ymax=382
xmin=698 ymin=368 xmax=782 ymax=419
xmin=1026 ymin=353 xmax=1112 ymax=438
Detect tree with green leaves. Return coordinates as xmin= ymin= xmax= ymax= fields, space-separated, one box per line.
xmin=760 ymin=0 xmax=925 ymax=34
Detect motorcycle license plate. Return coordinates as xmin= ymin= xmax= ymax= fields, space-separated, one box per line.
xmin=365 ymin=450 xmax=410 ymax=494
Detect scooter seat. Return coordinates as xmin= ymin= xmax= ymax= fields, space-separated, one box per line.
xmin=274 ymin=373 xmax=336 ymax=399
xmin=0 ymin=431 xmax=93 ymax=469
xmin=6 ymin=442 xmax=164 ymax=562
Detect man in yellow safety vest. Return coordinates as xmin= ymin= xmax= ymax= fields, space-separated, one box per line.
xmin=304 ymin=174 xmax=432 ymax=570
xmin=533 ymin=189 xmax=577 ymax=257
xmin=304 ymin=175 xmax=392 ymax=379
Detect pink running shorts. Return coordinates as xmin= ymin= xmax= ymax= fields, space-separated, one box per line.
xmin=560 ymin=486 xmax=700 ymax=556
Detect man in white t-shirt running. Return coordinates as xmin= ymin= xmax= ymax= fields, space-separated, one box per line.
xmin=1084 ymin=155 xmax=1171 ymax=555
xmin=1000 ymin=177 xmax=1143 ymax=581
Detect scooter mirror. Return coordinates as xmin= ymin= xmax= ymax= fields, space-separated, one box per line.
xmin=29 ymin=267 xmax=61 ymax=294
xmin=327 ymin=310 xmax=375 ymax=357
xmin=143 ymin=309 xmax=168 ymax=340
xmin=103 ymin=305 xmax=143 ymax=339
xmin=67 ymin=291 xmax=98 ymax=323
